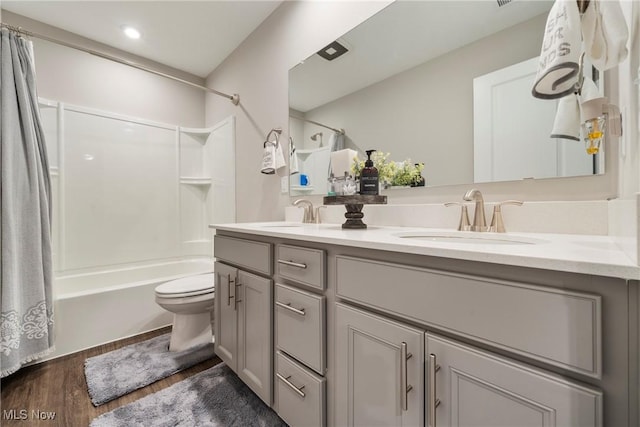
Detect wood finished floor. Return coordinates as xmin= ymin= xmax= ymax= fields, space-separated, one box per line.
xmin=0 ymin=327 xmax=222 ymax=427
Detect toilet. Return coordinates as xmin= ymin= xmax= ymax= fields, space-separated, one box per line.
xmin=155 ymin=273 xmax=215 ymax=352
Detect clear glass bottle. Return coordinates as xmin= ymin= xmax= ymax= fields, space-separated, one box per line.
xmin=327 ymin=173 xmax=337 ymax=196
xmin=343 ymin=174 xmax=357 ymax=195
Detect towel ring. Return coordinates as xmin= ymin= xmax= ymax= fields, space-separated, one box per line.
xmin=264 ymin=127 xmax=282 ymax=147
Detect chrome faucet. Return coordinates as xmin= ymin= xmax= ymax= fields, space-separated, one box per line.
xmin=462 ymin=189 xmax=487 ymax=232
xmin=293 ymin=199 xmax=315 ymax=223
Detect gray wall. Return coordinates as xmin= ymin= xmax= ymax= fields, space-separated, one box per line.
xmin=204 ymin=1 xmax=393 ymax=222
xmin=2 ymin=10 xmax=205 ymax=128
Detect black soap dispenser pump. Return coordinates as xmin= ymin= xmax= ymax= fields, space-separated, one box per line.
xmin=360 ymin=149 xmax=379 ymax=195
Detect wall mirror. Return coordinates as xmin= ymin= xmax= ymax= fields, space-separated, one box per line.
xmin=288 ymin=0 xmax=604 ymax=196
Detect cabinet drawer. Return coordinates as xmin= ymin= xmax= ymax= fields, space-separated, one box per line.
xmin=277 ymin=244 xmax=325 ymax=290
xmin=214 ymin=235 xmax=272 ymax=275
xmin=276 ymin=283 xmax=326 ymax=375
xmin=336 ymin=255 xmax=602 ymax=378
xmin=275 ymin=351 xmax=326 ymax=427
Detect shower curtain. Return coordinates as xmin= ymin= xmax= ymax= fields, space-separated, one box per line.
xmin=0 ymin=28 xmax=54 ymax=377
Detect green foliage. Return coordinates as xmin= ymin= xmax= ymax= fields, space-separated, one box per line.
xmin=351 ymin=153 xmax=425 ymax=188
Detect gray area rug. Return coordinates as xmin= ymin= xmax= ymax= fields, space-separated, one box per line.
xmin=90 ymin=363 xmax=287 ymax=427
xmin=85 ymin=333 xmax=215 ymax=406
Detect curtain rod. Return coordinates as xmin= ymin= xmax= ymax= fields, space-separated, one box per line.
xmin=289 ymin=114 xmax=344 ymax=135
xmin=0 ymin=22 xmax=240 ymax=105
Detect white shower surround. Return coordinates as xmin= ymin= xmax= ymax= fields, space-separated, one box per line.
xmin=39 ymin=99 xmax=234 ymax=359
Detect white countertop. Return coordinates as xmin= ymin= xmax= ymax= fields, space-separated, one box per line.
xmin=210 ymin=222 xmax=640 ymax=280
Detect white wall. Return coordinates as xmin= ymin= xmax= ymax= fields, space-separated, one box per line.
xmin=609 ymin=1 xmax=640 ymax=264
xmin=206 ymin=0 xmax=631 ymax=223
xmin=2 ymin=10 xmax=205 ymax=128
xmin=205 ymin=1 xmax=392 ymax=222
xmin=616 ymin=1 xmax=640 ymax=200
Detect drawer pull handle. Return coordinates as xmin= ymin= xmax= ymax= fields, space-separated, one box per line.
xmin=401 ymin=342 xmax=413 ymax=411
xmin=275 ymin=301 xmax=306 ymax=316
xmin=276 ymin=373 xmax=306 ymax=399
xmin=227 ymin=274 xmax=234 ymax=306
xmin=234 ymin=282 xmax=242 ymax=311
xmin=428 ymin=353 xmax=441 ymax=427
xmin=278 ymin=259 xmax=307 ymax=269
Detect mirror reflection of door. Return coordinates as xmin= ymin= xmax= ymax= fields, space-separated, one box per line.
xmin=473 ymin=57 xmax=596 ymax=183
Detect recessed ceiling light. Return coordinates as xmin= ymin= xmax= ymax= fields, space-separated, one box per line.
xmin=122 ymin=26 xmax=141 ymax=40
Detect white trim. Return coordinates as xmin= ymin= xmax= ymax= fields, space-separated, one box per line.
xmin=63 ymin=101 xmax=176 ymax=130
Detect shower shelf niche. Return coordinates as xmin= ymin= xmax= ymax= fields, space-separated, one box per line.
xmin=179 ymin=126 xmax=215 ymax=253
xmin=179 ymin=177 xmax=212 ymax=185
xmin=177 ymin=118 xmax=236 ymax=256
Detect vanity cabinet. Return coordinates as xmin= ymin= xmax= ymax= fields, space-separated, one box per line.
xmin=211 ymin=228 xmax=636 ymax=427
xmin=335 ymin=303 xmax=424 ymax=427
xmin=213 ymin=236 xmax=273 ymax=405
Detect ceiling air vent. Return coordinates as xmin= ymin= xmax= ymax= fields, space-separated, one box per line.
xmin=497 ymin=0 xmax=513 ymax=6
xmin=317 ymin=40 xmax=349 ymax=61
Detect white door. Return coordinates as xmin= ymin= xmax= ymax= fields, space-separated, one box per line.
xmin=473 ymin=57 xmax=592 ymax=183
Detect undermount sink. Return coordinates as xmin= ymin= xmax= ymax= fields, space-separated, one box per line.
xmin=259 ymin=223 xmax=305 ymax=228
xmin=394 ymin=231 xmax=547 ymax=245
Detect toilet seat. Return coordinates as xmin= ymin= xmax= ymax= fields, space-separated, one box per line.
xmin=155 ymin=273 xmax=215 ymax=299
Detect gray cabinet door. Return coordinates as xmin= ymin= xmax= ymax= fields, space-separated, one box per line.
xmin=214 ymin=262 xmax=238 ymax=371
xmin=426 ymin=333 xmax=603 ymax=427
xmin=237 ymin=269 xmax=273 ymax=405
xmin=336 ymin=303 xmax=424 ymax=427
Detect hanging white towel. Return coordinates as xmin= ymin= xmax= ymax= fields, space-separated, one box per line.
xmin=289 ymin=137 xmax=299 ymax=175
xmin=582 ymin=0 xmax=629 ymax=71
xmin=261 ymin=141 xmax=276 ymax=174
xmin=550 ymin=93 xmax=581 ymax=141
xmin=275 ymin=139 xmax=286 ymax=173
xmin=532 ymin=0 xmax=582 ymax=99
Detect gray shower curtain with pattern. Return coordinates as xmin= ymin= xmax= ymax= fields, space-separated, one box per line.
xmin=1 ymin=27 xmax=54 ymax=377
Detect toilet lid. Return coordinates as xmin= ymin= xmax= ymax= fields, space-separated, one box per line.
xmin=155 ymin=273 xmax=215 ymax=296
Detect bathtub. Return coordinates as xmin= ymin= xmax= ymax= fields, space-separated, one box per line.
xmin=47 ymin=259 xmax=214 ymax=360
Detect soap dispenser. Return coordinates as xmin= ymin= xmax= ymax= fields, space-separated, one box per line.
xmin=360 ymin=149 xmax=379 ymax=195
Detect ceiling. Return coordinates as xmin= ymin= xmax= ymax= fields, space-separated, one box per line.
xmin=290 ymin=0 xmax=553 ymax=112
xmin=1 ymin=1 xmax=282 ymax=78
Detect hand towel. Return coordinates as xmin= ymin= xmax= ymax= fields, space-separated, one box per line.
xmin=550 ymin=93 xmax=581 ymax=141
xmin=532 ymin=0 xmax=582 ymax=99
xmin=579 ymin=75 xmax=601 ymax=103
xmin=582 ymin=0 xmax=629 ymax=71
xmin=326 ymin=131 xmax=345 ymax=152
xmin=275 ymin=140 xmax=286 ymax=173
xmin=261 ymin=141 xmax=276 ymax=174
xmin=289 ymin=138 xmax=299 ymax=175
